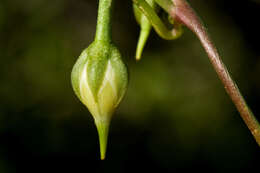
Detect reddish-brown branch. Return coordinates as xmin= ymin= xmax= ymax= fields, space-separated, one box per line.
xmin=171 ymin=0 xmax=260 ymax=145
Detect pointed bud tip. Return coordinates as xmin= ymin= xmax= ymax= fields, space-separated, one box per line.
xmin=135 ymin=28 xmax=151 ymax=62
xmin=96 ymin=120 xmax=110 ymax=161
xmin=100 ymin=154 xmax=106 ymax=160
xmin=135 ymin=42 xmax=143 ymax=61
xmin=135 ymin=54 xmax=141 ymax=61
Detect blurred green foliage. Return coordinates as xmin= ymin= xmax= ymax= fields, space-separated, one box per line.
xmin=0 ymin=0 xmax=259 ymax=172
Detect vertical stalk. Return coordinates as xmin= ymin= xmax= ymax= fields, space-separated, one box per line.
xmin=95 ymin=0 xmax=114 ymax=43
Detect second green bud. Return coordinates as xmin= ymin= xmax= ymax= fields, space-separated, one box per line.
xmin=134 ymin=0 xmax=157 ymax=60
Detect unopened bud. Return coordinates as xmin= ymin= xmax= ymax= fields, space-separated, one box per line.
xmin=133 ymin=0 xmax=157 ymax=60
xmin=71 ymin=41 xmax=128 ymax=159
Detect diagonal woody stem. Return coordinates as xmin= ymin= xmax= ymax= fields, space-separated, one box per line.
xmin=170 ymin=0 xmax=260 ymax=145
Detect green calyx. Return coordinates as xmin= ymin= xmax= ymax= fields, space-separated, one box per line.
xmin=71 ymin=0 xmax=128 ymax=160
xmin=71 ymin=41 xmax=128 ymax=104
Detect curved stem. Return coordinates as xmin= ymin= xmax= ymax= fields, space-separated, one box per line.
xmin=133 ymin=0 xmax=182 ymax=40
xmin=95 ymin=0 xmax=114 ymax=42
xmin=170 ymin=0 xmax=260 ymax=145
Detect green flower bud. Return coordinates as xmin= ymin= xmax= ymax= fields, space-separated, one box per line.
xmin=71 ymin=41 xmax=128 ymax=160
xmin=133 ymin=0 xmax=157 ymax=60
xmin=71 ymin=0 xmax=128 ymax=160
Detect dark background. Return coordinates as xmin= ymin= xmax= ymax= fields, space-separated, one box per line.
xmin=0 ymin=0 xmax=260 ymax=172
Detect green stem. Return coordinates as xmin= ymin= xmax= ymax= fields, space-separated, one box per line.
xmin=95 ymin=0 xmax=114 ymax=42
